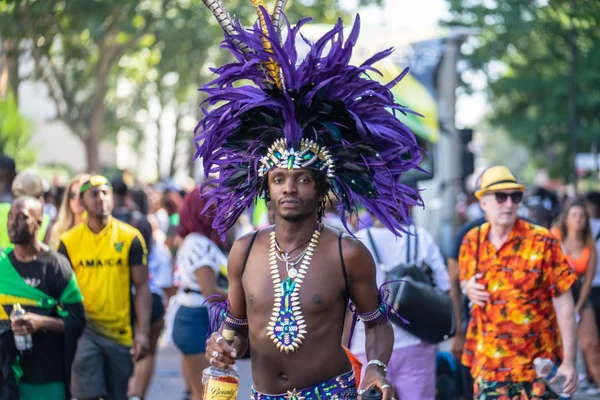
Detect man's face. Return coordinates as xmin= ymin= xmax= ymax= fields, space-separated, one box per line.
xmin=82 ymin=184 xmax=113 ymax=219
xmin=267 ymin=168 xmax=320 ymax=223
xmin=480 ymin=189 xmax=523 ymax=228
xmin=7 ymin=199 xmax=42 ymax=245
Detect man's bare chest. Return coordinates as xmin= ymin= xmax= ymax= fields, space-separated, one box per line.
xmin=242 ymin=253 xmax=347 ymax=316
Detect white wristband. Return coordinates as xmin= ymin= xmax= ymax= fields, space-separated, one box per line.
xmin=367 ymin=359 xmax=388 ymax=374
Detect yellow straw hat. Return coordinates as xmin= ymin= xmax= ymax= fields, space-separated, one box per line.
xmin=475 ymin=166 xmax=525 ymax=199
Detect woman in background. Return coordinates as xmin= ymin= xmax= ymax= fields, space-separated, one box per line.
xmin=552 ymin=200 xmax=600 ymax=390
xmin=47 ymin=173 xmax=90 ymax=249
xmin=171 ymin=187 xmax=227 ymax=400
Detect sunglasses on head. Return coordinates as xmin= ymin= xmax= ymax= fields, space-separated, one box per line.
xmin=493 ymin=191 xmax=523 ymax=204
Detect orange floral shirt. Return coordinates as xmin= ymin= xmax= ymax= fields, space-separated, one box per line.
xmin=459 ymin=218 xmax=577 ymax=382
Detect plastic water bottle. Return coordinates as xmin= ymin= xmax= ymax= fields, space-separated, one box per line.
xmin=10 ymin=304 xmax=33 ymax=353
xmin=533 ymin=358 xmax=570 ymax=399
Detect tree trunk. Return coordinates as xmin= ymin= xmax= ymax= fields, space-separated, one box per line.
xmin=1 ymin=39 xmax=20 ymax=101
xmin=155 ymin=109 xmax=163 ymax=180
xmin=86 ymin=52 xmax=113 ymax=173
xmin=169 ymin=111 xmax=183 ymax=178
xmin=84 ymin=135 xmax=100 ymax=174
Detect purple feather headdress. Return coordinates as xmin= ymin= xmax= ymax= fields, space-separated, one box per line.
xmin=195 ymin=1 xmax=425 ymax=236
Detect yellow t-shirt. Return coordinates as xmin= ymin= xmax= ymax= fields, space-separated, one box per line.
xmin=59 ymin=217 xmax=147 ymax=346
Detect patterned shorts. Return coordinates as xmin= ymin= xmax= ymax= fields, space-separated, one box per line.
xmin=251 ymin=370 xmax=357 ymax=400
xmin=474 ymin=378 xmax=559 ymax=400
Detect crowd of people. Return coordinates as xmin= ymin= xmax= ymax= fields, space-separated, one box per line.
xmin=2 ymin=147 xmax=600 ymax=400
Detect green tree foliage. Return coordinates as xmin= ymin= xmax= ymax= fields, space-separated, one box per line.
xmin=112 ymin=0 xmax=381 ymax=179
xmin=444 ymin=0 xmax=600 ymax=179
xmin=1 ymin=0 xmax=380 ymax=177
xmin=0 ymin=92 xmax=36 ymax=168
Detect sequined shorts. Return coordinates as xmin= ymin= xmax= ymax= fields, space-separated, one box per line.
xmin=250 ymin=370 xmax=357 ymax=400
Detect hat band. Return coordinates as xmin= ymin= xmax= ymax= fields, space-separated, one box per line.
xmin=484 ymin=179 xmax=519 ymax=189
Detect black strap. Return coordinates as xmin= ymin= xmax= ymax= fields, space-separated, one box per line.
xmin=241 ymin=230 xmax=259 ymax=275
xmin=183 ymin=288 xmax=202 ymax=295
xmin=406 ymin=226 xmax=419 ymax=265
xmin=338 ymin=232 xmax=349 ymax=293
xmin=596 ymin=230 xmax=600 ymax=243
xmin=366 ymin=228 xmax=382 ymax=264
xmin=475 ymin=226 xmax=481 ymax=273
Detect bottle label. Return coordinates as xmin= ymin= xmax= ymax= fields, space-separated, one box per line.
xmin=205 ymin=379 xmax=238 ymax=400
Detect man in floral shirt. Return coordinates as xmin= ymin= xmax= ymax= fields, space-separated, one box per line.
xmin=459 ymin=166 xmax=578 ymax=399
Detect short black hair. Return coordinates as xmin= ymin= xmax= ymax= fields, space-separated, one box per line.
xmin=0 ymin=154 xmax=16 ymax=173
xmin=111 ymin=177 xmax=129 ymax=196
xmin=586 ymin=192 xmax=600 ymax=208
xmin=310 ymin=169 xmax=330 ymax=199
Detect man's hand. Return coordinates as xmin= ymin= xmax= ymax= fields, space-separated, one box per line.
xmin=359 ymin=364 xmax=396 ymax=400
xmin=131 ymin=334 xmax=151 ymax=362
xmin=205 ymin=331 xmax=241 ymax=370
xmin=11 ymin=313 xmax=46 ymax=334
xmin=552 ymin=362 xmax=578 ymax=396
xmin=451 ymin=334 xmax=465 ymax=361
xmin=463 ymin=274 xmax=489 ymax=306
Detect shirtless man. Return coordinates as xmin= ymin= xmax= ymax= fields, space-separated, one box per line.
xmin=197 ymin=2 xmax=424 ymax=399
xmin=206 ymin=168 xmax=395 ymax=399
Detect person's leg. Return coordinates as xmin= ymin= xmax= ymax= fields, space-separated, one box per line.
xmin=71 ymin=329 xmax=107 ymax=400
xmin=129 ymin=294 xmax=165 ymax=398
xmin=578 ymin=307 xmax=600 ymax=387
xmin=182 ymin=353 xmax=211 ymax=400
xmin=172 ymin=306 xmax=210 ymax=400
xmin=128 ymin=319 xmax=163 ymax=398
xmin=385 ymin=343 xmax=436 ymax=400
xmin=181 ymin=356 xmax=192 ymax=399
xmin=102 ymin=335 xmax=135 ymax=400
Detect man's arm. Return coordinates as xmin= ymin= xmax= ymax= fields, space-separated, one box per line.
xmin=447 ymin=257 xmax=465 ymax=360
xmin=130 ymin=235 xmax=152 ymax=362
xmin=553 ymin=291 xmax=577 ymax=366
xmin=343 ymin=236 xmax=394 ymax=399
xmin=552 ymin=290 xmax=578 ymax=394
xmin=205 ymin=233 xmax=254 ymax=369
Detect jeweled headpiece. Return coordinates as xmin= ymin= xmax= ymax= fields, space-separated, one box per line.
xmin=196 ymin=0 xmax=425 ymax=236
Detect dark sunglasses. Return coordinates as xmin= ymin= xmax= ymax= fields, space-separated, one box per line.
xmin=68 ymin=192 xmax=78 ymax=200
xmin=494 ymin=191 xmax=523 ymax=204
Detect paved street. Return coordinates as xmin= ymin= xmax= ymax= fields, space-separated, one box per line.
xmin=147 ymin=341 xmax=599 ymax=399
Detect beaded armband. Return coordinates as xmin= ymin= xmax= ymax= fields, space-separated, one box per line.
xmin=346 ymin=282 xmax=409 ymax=348
xmin=358 ymin=303 xmax=389 ymax=324
xmin=206 ymin=296 xmax=248 ymax=334
xmin=224 ymin=313 xmax=249 ymax=327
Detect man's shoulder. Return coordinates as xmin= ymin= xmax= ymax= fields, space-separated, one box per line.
xmin=338 ymin=229 xmax=371 ymax=261
xmin=113 ymin=218 xmax=144 ymax=242
xmin=519 ymin=219 xmax=554 ymax=241
xmin=60 ymin=223 xmax=86 ymax=244
xmin=42 ymin=250 xmax=73 ymax=277
xmin=463 ymin=222 xmax=488 ymax=243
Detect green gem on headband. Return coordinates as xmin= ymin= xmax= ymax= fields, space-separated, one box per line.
xmin=258 ymin=138 xmax=335 ymax=179
xmin=79 ymin=175 xmax=112 ymax=194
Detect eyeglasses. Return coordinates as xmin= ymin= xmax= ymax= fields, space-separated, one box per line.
xmin=494 ymin=192 xmax=523 ymax=204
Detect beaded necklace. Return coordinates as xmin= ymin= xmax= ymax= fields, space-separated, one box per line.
xmin=267 ymin=228 xmax=321 ymax=353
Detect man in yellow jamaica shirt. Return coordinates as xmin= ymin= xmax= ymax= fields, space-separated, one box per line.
xmin=58 ymin=175 xmax=152 ymax=400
